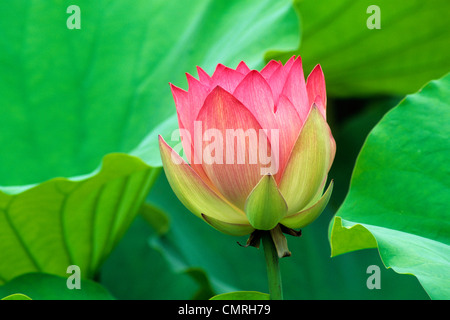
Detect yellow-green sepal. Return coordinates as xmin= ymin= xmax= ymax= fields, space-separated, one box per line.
xmin=279 ymin=106 xmax=332 ymax=214
xmin=201 ymin=214 xmax=254 ymax=236
xmin=280 ymin=180 xmax=333 ymax=229
xmin=244 ymin=174 xmax=288 ymax=230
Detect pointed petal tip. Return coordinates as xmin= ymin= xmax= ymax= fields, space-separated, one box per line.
xmin=197 ymin=66 xmax=211 ymax=83
xmin=313 ymin=63 xmax=323 ymax=72
xmin=196 ymin=65 xmax=208 ymax=73
xmin=236 ymin=61 xmax=251 ymax=74
xmin=213 ymin=63 xmax=226 ymax=73
xmin=286 ymin=55 xmax=299 ymax=64
xmin=206 ymin=84 xmax=227 ymax=99
xmin=169 ymin=83 xmax=187 ymax=95
xmin=307 ymin=65 xmax=327 ymax=113
xmin=169 ymin=82 xmax=179 ymax=89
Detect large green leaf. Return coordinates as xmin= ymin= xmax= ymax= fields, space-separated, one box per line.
xmin=0 ymin=0 xmax=299 ymax=284
xmin=268 ymin=0 xmax=450 ymax=97
xmin=329 ymin=74 xmax=450 ymax=299
xmin=0 ymin=0 xmax=299 ymax=186
xmin=0 ymin=273 xmax=114 ymax=300
xmin=0 ymin=154 xmax=158 ymax=283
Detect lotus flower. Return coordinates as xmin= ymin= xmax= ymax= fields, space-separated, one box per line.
xmin=159 ymin=56 xmax=335 ymax=238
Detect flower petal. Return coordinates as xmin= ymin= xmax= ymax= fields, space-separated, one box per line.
xmin=197 ymin=66 xmax=212 ymax=86
xmin=170 ymin=75 xmax=210 ymax=134
xmin=170 ymin=83 xmax=189 ymax=125
xmin=233 ymin=70 xmax=276 ymax=130
xmin=274 ymin=94 xmax=302 ymax=181
xmin=175 ymin=116 xmax=213 ymax=186
xmin=328 ymin=131 xmax=336 ymax=171
xmin=159 ymin=135 xmax=246 ymax=224
xmin=235 ymin=61 xmax=252 ymax=75
xmin=210 ymin=64 xmax=246 ymax=93
xmin=186 ymin=73 xmax=211 ymax=124
xmin=260 ymin=60 xmax=281 ymax=79
xmin=171 ymin=79 xmax=212 ymax=183
xmin=282 ymin=55 xmax=296 ymax=70
xmin=266 ymin=56 xmax=296 ymax=105
xmin=245 ymin=174 xmax=288 ymax=230
xmin=281 ymin=56 xmax=309 ymax=122
xmin=201 ymin=213 xmax=254 ymax=236
xmin=306 ymin=64 xmax=326 ymax=117
xmin=279 ymin=106 xmax=332 ymax=214
xmin=196 ymin=86 xmax=272 ymax=209
xmin=280 ymin=180 xmax=333 ymax=229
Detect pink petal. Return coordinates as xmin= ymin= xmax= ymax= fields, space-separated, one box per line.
xmin=170 ymin=83 xmax=189 ymax=125
xmin=210 ymin=64 xmax=246 ymax=93
xmin=235 ymin=61 xmax=252 ymax=75
xmin=170 ymin=83 xmax=194 ymax=162
xmin=266 ymin=56 xmax=296 ymax=105
xmin=280 ymin=56 xmax=309 ymax=123
xmin=196 ymin=86 xmax=272 ymax=209
xmin=197 ymin=66 xmax=212 ymax=86
xmin=233 ymin=70 xmax=276 ymax=130
xmin=170 ymin=80 xmax=212 ymax=184
xmin=274 ymin=94 xmax=302 ymax=182
xmin=283 ymin=55 xmax=296 ymax=71
xmin=185 ymin=73 xmax=210 ymax=122
xmin=306 ymin=64 xmax=327 ymax=117
xmin=260 ymin=60 xmax=281 ymax=79
xmin=170 ymin=76 xmax=209 ymax=132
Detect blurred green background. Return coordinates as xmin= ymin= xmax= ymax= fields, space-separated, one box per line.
xmin=1 ymin=0 xmax=449 ymax=299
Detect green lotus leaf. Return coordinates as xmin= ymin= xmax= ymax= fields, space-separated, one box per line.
xmin=0 ymin=273 xmax=114 ymax=300
xmin=329 ymin=74 xmax=450 ymax=299
xmin=269 ymin=0 xmax=450 ymax=96
xmin=0 ymin=0 xmax=299 ymax=283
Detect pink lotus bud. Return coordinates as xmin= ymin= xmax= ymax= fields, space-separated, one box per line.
xmin=159 ymin=56 xmax=335 ymax=236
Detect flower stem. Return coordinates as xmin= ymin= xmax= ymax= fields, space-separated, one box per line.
xmin=262 ymin=232 xmax=283 ymax=300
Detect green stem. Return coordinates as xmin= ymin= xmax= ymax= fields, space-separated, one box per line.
xmin=262 ymin=232 xmax=283 ymax=300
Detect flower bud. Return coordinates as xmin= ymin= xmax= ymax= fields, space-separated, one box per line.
xmin=159 ymin=56 xmax=335 ymax=238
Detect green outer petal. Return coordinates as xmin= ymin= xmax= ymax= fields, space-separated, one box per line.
xmin=159 ymin=136 xmax=247 ymax=224
xmin=244 ymin=175 xmax=287 ymax=230
xmin=280 ymin=180 xmax=333 ymax=229
xmin=279 ymin=106 xmax=332 ymax=214
xmin=201 ymin=214 xmax=254 ymax=237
